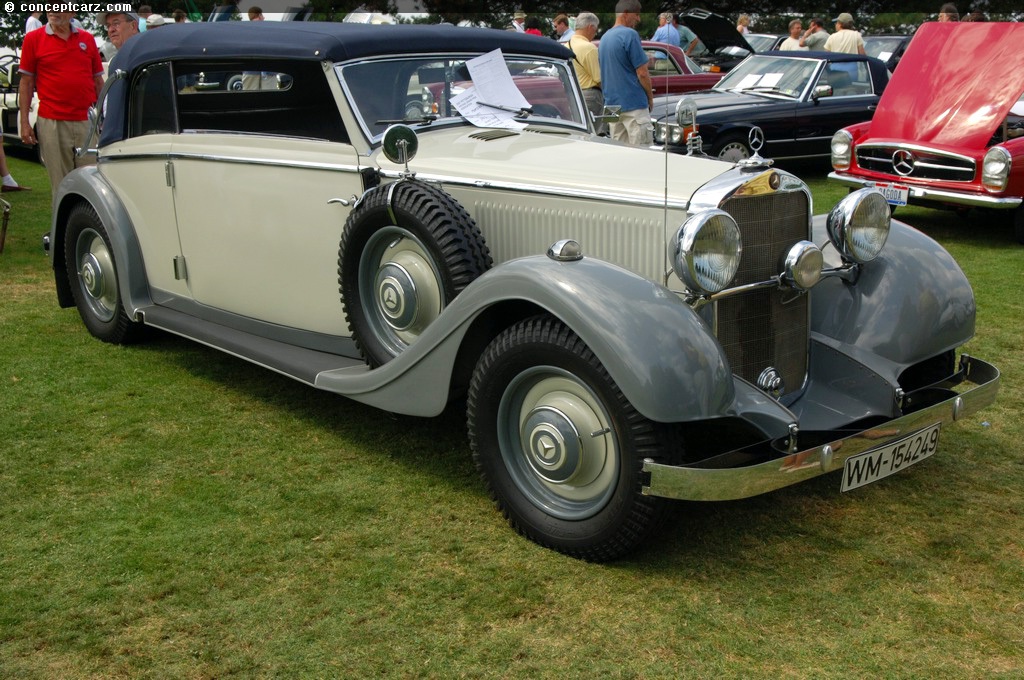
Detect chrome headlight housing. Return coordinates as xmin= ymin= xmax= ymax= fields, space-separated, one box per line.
xmin=831 ymin=129 xmax=853 ymax=171
xmin=673 ymin=210 xmax=743 ymax=294
xmin=826 ymin=188 xmax=890 ymax=263
xmin=981 ymin=146 xmax=1011 ymax=193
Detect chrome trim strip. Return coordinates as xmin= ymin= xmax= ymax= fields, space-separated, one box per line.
xmin=99 ymin=151 xmax=362 ymax=174
xmin=643 ymin=355 xmax=999 ymax=501
xmin=855 ymin=142 xmax=975 ymax=164
xmin=378 ymin=169 xmax=691 ymax=211
xmin=828 ymin=172 xmax=1022 ymax=209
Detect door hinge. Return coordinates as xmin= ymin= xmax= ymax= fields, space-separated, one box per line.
xmin=165 ymin=160 xmax=175 ymax=187
xmin=173 ymin=255 xmax=187 ymax=281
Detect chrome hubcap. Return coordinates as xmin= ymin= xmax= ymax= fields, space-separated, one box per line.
xmin=521 ymin=406 xmax=581 ymax=483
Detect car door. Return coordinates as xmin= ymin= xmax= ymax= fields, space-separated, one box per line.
xmin=99 ymin=61 xmax=191 ymax=300
xmin=168 ymin=60 xmax=365 ymax=338
xmin=792 ymin=60 xmax=879 ymax=157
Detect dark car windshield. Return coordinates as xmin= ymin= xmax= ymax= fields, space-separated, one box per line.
xmin=713 ymin=54 xmax=818 ymax=98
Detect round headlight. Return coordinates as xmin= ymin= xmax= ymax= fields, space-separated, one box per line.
xmin=826 ymin=188 xmax=890 ymax=263
xmin=783 ymin=241 xmax=824 ymax=290
xmin=673 ymin=210 xmax=743 ymax=294
xmin=669 ymin=125 xmax=683 ymax=144
xmin=982 ymin=146 xmax=1011 ymax=193
xmin=831 ymin=129 xmax=853 ymax=171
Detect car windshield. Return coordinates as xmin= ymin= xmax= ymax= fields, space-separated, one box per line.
xmin=713 ymin=54 xmax=818 ymax=98
xmin=337 ymin=55 xmax=586 ymax=142
xmin=745 ymin=34 xmax=777 ymax=52
xmin=864 ymin=37 xmax=904 ymax=60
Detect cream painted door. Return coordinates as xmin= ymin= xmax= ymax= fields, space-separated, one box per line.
xmin=169 ymin=135 xmax=363 ymax=337
xmin=100 ymin=136 xmax=191 ymax=300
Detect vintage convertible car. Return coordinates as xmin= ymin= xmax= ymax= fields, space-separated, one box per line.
xmin=48 ymin=22 xmax=998 ymax=560
xmin=653 ymin=51 xmax=889 ymax=162
xmin=829 ymin=22 xmax=1024 ymax=243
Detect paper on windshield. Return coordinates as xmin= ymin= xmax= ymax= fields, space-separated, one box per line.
xmin=451 ymin=48 xmax=531 ymax=130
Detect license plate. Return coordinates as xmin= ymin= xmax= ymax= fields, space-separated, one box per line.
xmin=872 ymin=182 xmax=909 ymax=206
xmin=841 ymin=423 xmax=941 ymax=492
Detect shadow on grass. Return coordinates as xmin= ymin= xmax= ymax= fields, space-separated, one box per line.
xmin=123 ymin=329 xmax=870 ymax=568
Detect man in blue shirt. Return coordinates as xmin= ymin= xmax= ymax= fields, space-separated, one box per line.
xmin=651 ymin=12 xmax=680 ymax=46
xmin=598 ymin=0 xmax=653 ymax=146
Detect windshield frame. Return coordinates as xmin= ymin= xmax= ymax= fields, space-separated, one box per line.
xmin=712 ymin=54 xmax=823 ymax=100
xmin=336 ymin=53 xmax=589 ymax=145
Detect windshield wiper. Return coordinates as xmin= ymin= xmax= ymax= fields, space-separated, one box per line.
xmin=744 ymin=86 xmax=795 ymax=97
xmin=375 ymin=114 xmax=439 ymax=126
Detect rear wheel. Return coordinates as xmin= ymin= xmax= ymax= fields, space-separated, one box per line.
xmin=467 ymin=315 xmax=681 ymax=561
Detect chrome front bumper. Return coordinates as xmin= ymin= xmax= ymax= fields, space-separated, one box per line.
xmin=643 ymin=355 xmax=999 ymax=501
xmin=828 ymin=172 xmax=1022 ymax=210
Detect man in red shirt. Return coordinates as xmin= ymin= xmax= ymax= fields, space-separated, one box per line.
xmin=18 ymin=12 xmax=104 ymax=200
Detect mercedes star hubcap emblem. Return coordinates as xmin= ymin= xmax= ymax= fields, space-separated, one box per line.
xmin=892 ymin=149 xmax=916 ymax=176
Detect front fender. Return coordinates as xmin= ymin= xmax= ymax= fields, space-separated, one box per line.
xmin=810 ymin=214 xmax=975 ymax=380
xmin=50 ymin=167 xmax=151 ymax=315
xmin=316 ymin=254 xmax=735 ymax=422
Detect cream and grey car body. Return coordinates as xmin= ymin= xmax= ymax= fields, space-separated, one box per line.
xmin=47 ymin=23 xmax=998 ymax=560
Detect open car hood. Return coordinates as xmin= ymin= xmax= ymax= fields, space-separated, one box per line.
xmin=682 ymin=8 xmax=755 ymax=54
xmin=868 ymin=22 xmax=1024 ymax=150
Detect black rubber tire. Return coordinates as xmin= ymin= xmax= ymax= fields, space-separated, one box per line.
xmin=338 ymin=180 xmax=491 ymax=367
xmin=467 ymin=315 xmax=683 ymax=562
xmin=711 ymin=132 xmax=752 ymax=163
xmin=64 ymin=203 xmax=144 ymax=344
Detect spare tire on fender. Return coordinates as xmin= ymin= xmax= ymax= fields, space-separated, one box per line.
xmin=338 ymin=180 xmax=492 ymax=367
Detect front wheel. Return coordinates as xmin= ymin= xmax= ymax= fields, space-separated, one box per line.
xmin=64 ymin=203 xmax=143 ymax=343
xmin=712 ymin=133 xmax=752 ymax=163
xmin=467 ymin=315 xmax=681 ymax=561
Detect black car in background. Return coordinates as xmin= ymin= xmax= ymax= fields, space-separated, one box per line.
xmin=863 ymin=34 xmax=913 ymax=72
xmin=653 ymin=51 xmax=890 ymax=161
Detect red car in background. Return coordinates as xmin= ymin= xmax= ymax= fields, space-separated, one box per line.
xmin=829 ymin=22 xmax=1024 ymax=242
xmin=592 ymin=41 xmax=723 ymax=97
xmin=642 ymin=41 xmax=724 ymax=96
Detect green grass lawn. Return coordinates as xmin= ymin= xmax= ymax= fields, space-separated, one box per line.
xmin=2 ymin=153 xmax=1022 ymax=678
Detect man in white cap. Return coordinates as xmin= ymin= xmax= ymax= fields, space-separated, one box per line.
xmin=824 ymin=12 xmax=865 ymax=54
xmin=103 ymin=9 xmax=141 ymax=50
xmin=511 ymin=11 xmax=526 ymax=32
xmin=147 ymin=13 xmax=167 ymax=29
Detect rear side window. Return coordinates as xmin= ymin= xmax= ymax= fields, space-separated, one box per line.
xmin=129 ymin=62 xmax=177 ymax=136
xmin=130 ymin=58 xmax=347 ymax=143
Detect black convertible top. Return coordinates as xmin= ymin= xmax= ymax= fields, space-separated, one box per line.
xmin=99 ymin=21 xmax=572 ymax=147
xmin=109 ymin=21 xmax=572 ymax=72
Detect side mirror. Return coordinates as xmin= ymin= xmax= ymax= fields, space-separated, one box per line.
xmin=813 ymin=85 xmax=833 ymax=100
xmin=675 ymin=96 xmax=697 ymax=127
xmin=595 ymin=105 xmax=621 ymax=123
xmin=381 ymin=124 xmax=419 ymax=166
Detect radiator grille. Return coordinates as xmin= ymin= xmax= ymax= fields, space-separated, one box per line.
xmin=856 ymin=145 xmax=975 ymax=182
xmin=716 ymin=191 xmax=809 ymax=398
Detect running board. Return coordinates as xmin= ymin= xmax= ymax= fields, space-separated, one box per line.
xmin=140 ymin=305 xmax=367 ymax=386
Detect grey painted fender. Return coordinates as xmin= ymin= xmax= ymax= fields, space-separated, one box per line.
xmin=810 ymin=214 xmax=975 ymax=380
xmin=316 ymin=254 xmax=736 ymax=423
xmin=49 ymin=167 xmax=151 ymax=317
